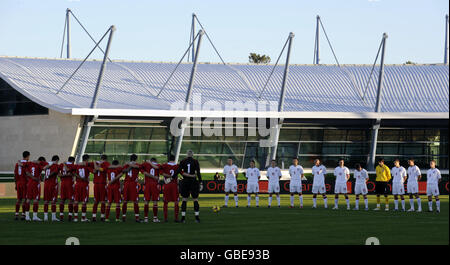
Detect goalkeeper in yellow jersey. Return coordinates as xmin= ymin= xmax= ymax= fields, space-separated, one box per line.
xmin=374 ymin=158 xmax=391 ymax=211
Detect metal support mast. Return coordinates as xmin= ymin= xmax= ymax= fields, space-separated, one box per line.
xmin=191 ymin=13 xmax=196 ymax=63
xmin=445 ymin=14 xmax=449 ymax=64
xmin=76 ymin=26 xmax=116 ymax=162
xmin=174 ymin=30 xmax=205 ymax=163
xmin=66 ymin=8 xmax=71 ymax=58
xmin=313 ymin=15 xmax=320 ymax=64
xmin=368 ymin=33 xmax=388 ymax=171
xmin=267 ymin=32 xmax=295 ymax=166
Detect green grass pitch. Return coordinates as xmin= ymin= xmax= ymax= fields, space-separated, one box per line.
xmin=0 ymin=194 xmax=447 ymax=245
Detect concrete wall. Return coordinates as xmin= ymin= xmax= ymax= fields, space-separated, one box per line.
xmin=0 ymin=110 xmax=81 ymax=171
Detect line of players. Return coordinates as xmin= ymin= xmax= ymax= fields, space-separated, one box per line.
xmin=13 ymin=151 xmax=184 ymax=223
xmin=223 ymin=157 xmax=442 ymax=212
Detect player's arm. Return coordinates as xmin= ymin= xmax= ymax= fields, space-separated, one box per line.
xmin=346 ymin=169 xmax=350 ymax=181
xmin=417 ymin=168 xmax=422 ymax=181
xmin=195 ymin=160 xmax=202 ymax=182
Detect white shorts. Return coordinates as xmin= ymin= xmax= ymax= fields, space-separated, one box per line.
xmin=354 ymin=183 xmax=368 ymax=195
xmin=334 ymin=183 xmax=348 ymax=194
xmin=268 ymin=182 xmax=280 ymax=193
xmin=426 ymin=183 xmax=439 ymax=196
xmin=224 ymin=181 xmax=237 ymax=193
xmin=392 ymin=182 xmax=405 ymax=195
xmin=407 ymin=182 xmax=419 ymax=194
xmin=312 ymin=184 xmax=326 ymax=194
xmin=246 ymin=182 xmax=259 ymax=193
xmin=289 ymin=182 xmax=302 ymax=193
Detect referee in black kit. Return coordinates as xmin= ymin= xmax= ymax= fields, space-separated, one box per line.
xmin=177 ymin=150 xmax=203 ymax=223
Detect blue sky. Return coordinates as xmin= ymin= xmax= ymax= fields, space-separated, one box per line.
xmin=0 ymin=0 xmax=448 ymax=64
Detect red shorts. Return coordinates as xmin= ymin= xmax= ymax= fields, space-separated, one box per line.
xmin=74 ymin=184 xmax=89 ymax=203
xmin=60 ymin=181 xmax=74 ymax=200
xmin=163 ymin=182 xmax=179 ymax=202
xmin=94 ymin=183 xmax=107 ymax=202
xmin=16 ymin=182 xmax=27 ymax=200
xmin=107 ymin=185 xmax=121 ymax=204
xmin=44 ymin=182 xmax=58 ymax=202
xmin=26 ymin=181 xmax=41 ymax=201
xmin=123 ymin=181 xmax=139 ymax=202
xmin=144 ymin=182 xmax=160 ymax=202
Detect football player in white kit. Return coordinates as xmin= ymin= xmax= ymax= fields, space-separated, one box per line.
xmin=391 ymin=159 xmax=407 ymax=211
xmin=333 ymin=159 xmax=350 ymax=210
xmin=245 ymin=160 xmax=261 ymax=207
xmin=223 ymin=157 xmax=239 ymax=208
xmin=426 ymin=160 xmax=441 ymax=213
xmin=353 ymin=164 xmax=369 ymax=211
xmin=267 ymin=160 xmax=282 ymax=208
xmin=406 ymin=158 xmax=422 ymax=212
xmin=288 ymin=157 xmax=304 ymax=208
xmin=312 ymin=159 xmax=328 ymax=209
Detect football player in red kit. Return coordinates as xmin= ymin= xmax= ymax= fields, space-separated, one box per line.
xmin=105 ymin=160 xmax=124 ymax=222
xmin=141 ymin=157 xmax=162 ymax=223
xmin=23 ymin=156 xmax=47 ymax=221
xmin=59 ymin=156 xmax=77 ymax=221
xmin=92 ymin=154 xmax=110 ymax=222
xmin=121 ymin=154 xmax=142 ymax=222
xmin=160 ymin=155 xmax=180 ymax=222
xmin=73 ymin=154 xmax=94 ymax=222
xmin=42 ymin=155 xmax=61 ymax=222
xmin=13 ymin=151 xmax=30 ymax=220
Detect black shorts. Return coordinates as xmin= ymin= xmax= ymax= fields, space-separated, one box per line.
xmin=375 ymin=181 xmax=389 ymax=195
xmin=180 ymin=178 xmax=199 ymax=199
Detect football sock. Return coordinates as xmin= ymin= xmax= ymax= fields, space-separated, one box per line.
xmin=74 ymin=204 xmax=79 ymax=217
xmin=299 ymin=195 xmax=303 ymax=206
xmin=410 ymin=199 xmax=414 ymax=209
xmin=181 ymin=201 xmax=187 ymax=217
xmin=81 ymin=204 xmax=87 ymax=219
xmin=364 ymin=198 xmax=368 ymax=209
xmin=394 ymin=199 xmax=398 ymax=209
xmin=194 ymin=201 xmax=200 ymax=216
xmin=22 ymin=201 xmax=27 ymax=215
xmin=51 ymin=203 xmax=56 ymax=213
xmin=163 ymin=202 xmax=168 ymax=220
xmin=290 ymin=195 xmax=294 ymax=206
xmin=313 ymin=197 xmax=317 ymax=207
xmin=174 ymin=203 xmax=179 ymax=220
xmin=234 ymin=196 xmax=238 ymax=206
xmin=115 ymin=206 xmax=120 ymax=220
xmin=268 ymin=196 xmax=272 ymax=206
xmin=33 ymin=212 xmax=37 ymax=219
xmin=15 ymin=202 xmax=20 ymax=215
xmin=133 ymin=202 xmax=140 ymax=219
xmin=105 ymin=205 xmax=111 ymax=219
xmin=417 ymin=198 xmax=422 ymax=210
xmin=276 ymin=195 xmax=280 ymax=206
xmin=224 ymin=195 xmax=229 ymax=206
xmin=436 ymin=200 xmax=440 ymax=211
xmin=428 ymin=200 xmax=433 ymax=210
xmin=33 ymin=202 xmax=38 ymax=213
xmin=355 ymin=199 xmax=359 ymax=209
xmin=385 ymin=197 xmax=389 ymax=206
xmin=376 ymin=196 xmax=381 ymax=205
xmin=255 ymin=196 xmax=259 ymax=206
xmin=59 ymin=203 xmax=64 ymax=218
xmin=44 ymin=203 xmax=49 ymax=213
xmin=346 ymin=199 xmax=350 ymax=208
xmin=144 ymin=204 xmax=149 ymax=218
xmin=101 ymin=203 xmax=106 ymax=217
xmin=247 ymin=196 xmax=251 ymax=206
xmin=401 ymin=199 xmax=405 ymax=210
xmin=122 ymin=202 xmax=127 ymax=217
xmin=44 ymin=212 xmax=48 ymax=219
xmin=68 ymin=203 xmax=73 ymax=215
xmin=153 ymin=205 xmax=158 ymax=218
xmin=51 ymin=212 xmax=56 ymax=219
xmin=92 ymin=202 xmax=98 ymax=217
xmin=334 ymin=198 xmax=338 ymax=208
xmin=323 ymin=197 xmax=328 ymax=208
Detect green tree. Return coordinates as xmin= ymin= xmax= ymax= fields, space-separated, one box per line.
xmin=249 ymin=53 xmax=271 ymax=64
xmin=405 ymin=61 xmax=416 ymax=65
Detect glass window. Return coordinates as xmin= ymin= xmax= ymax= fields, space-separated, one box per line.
xmin=0 ymin=78 xmax=48 ymax=116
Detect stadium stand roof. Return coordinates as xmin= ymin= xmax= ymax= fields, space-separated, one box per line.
xmin=0 ymin=56 xmax=448 ymax=118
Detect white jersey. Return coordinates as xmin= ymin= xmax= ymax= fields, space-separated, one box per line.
xmin=391 ymin=166 xmax=407 ymax=183
xmin=289 ymin=165 xmax=304 ymax=184
xmin=223 ymin=164 xmax=239 ymax=182
xmin=246 ymin=167 xmax=260 ymax=184
xmin=426 ymin=168 xmax=441 ymax=184
xmin=353 ymin=169 xmax=369 ymax=185
xmin=407 ymin=165 xmax=421 ymax=184
xmin=267 ymin=167 xmax=282 ymax=184
xmin=334 ymin=166 xmax=350 ymax=184
xmin=312 ymin=165 xmax=327 ymax=186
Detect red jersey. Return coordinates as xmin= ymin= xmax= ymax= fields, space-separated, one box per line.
xmin=44 ymin=163 xmax=60 ymax=185
xmin=59 ymin=162 xmax=77 ymax=184
xmin=75 ymin=162 xmax=94 ymax=185
xmin=123 ymin=163 xmax=140 ymax=183
xmin=27 ymin=161 xmax=45 ymax=184
xmin=107 ymin=167 xmax=123 ymax=188
xmin=14 ymin=159 xmax=29 ymax=184
xmin=94 ymin=160 xmax=110 ymax=184
xmin=160 ymin=162 xmax=179 ymax=184
xmin=140 ymin=162 xmax=160 ymax=184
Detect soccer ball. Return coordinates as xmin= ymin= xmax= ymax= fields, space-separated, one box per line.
xmin=212 ymin=205 xmax=220 ymax=213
